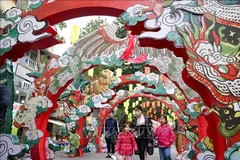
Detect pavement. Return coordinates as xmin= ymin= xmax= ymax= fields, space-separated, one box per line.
xmin=53 ymin=145 xmax=178 ymax=160
xmin=21 ymin=145 xmax=177 ymax=160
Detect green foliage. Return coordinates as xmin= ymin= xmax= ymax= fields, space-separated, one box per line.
xmin=79 ymin=17 xmax=109 ymax=39
xmin=56 ymin=34 xmax=66 ymax=43
xmin=54 ymin=22 xmax=67 ymax=43
xmin=57 ymin=22 xmax=67 ymax=30
xmin=113 ymin=18 xmax=127 ymax=39
xmin=79 ymin=17 xmax=127 ymax=39
xmin=0 ymin=9 xmax=4 ymax=18
xmin=40 ymin=54 xmax=49 ymax=65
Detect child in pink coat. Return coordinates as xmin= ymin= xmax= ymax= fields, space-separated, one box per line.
xmin=154 ymin=115 xmax=175 ymax=160
xmin=115 ymin=123 xmax=138 ymax=160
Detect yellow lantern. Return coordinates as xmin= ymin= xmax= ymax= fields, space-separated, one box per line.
xmin=70 ymin=25 xmax=80 ymax=44
xmin=125 ymin=106 xmax=128 ymax=114
xmin=88 ymin=68 xmax=94 ymax=77
xmin=116 ymin=68 xmax=122 ymax=77
xmin=132 ymin=102 xmax=136 ymax=108
xmin=124 ymin=100 xmax=130 ymax=107
xmin=136 ymin=101 xmax=139 ymax=105
xmin=129 ymin=84 xmax=133 ymax=91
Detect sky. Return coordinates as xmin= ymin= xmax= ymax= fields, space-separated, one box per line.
xmin=49 ymin=16 xmax=116 ymax=56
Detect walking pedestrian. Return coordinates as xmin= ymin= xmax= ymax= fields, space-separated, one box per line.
xmin=154 ymin=115 xmax=175 ymax=160
xmin=132 ymin=105 xmax=154 ymax=160
xmin=115 ymin=123 xmax=138 ymax=160
xmin=104 ymin=111 xmax=119 ymax=158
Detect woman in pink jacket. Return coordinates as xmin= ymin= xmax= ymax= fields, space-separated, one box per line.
xmin=115 ymin=123 xmax=138 ymax=160
xmin=154 ymin=115 xmax=175 ymax=160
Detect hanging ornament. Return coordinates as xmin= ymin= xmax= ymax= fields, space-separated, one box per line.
xmin=157 ymin=101 xmax=160 ymax=106
xmin=116 ymin=68 xmax=122 ymax=77
xmin=146 ymin=101 xmax=149 ymax=107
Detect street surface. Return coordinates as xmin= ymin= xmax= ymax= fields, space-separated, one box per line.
xmin=21 ymin=145 xmax=177 ymax=160
xmin=54 ymin=145 xmax=177 ymax=160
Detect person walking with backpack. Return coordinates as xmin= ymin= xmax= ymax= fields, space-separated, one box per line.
xmin=154 ymin=115 xmax=175 ymax=160
xmin=115 ymin=123 xmax=138 ymax=160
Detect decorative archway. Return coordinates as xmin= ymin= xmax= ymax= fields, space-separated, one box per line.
xmin=0 ymin=1 xmax=239 ymax=160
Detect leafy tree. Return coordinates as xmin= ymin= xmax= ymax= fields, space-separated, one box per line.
xmin=57 ymin=22 xmax=67 ymax=30
xmin=79 ymin=17 xmax=109 ymax=39
xmin=78 ymin=17 xmax=128 ymax=39
xmin=113 ymin=18 xmax=127 ymax=39
xmin=54 ymin=22 xmax=67 ymax=43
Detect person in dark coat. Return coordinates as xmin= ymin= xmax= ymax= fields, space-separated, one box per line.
xmin=132 ymin=105 xmax=153 ymax=160
xmin=104 ymin=111 xmax=119 ymax=158
xmin=0 ymin=85 xmax=11 ymax=121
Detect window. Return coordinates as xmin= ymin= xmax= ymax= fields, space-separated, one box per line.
xmin=18 ymin=51 xmax=38 ymax=71
xmin=14 ymin=76 xmax=31 ymax=90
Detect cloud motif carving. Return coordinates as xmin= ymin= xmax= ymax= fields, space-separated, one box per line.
xmin=17 ymin=15 xmax=50 ymax=43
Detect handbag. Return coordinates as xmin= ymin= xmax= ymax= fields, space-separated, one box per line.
xmin=147 ymin=140 xmax=154 ymax=155
xmin=146 ymin=117 xmax=154 ymax=155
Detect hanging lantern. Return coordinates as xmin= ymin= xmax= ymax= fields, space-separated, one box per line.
xmin=142 ymin=102 xmax=145 ymax=108
xmin=161 ymin=106 xmax=164 ymax=115
xmin=157 ymin=101 xmax=160 ymax=106
xmin=128 ymin=113 xmax=132 ymax=120
xmin=129 ymin=84 xmax=133 ymax=91
xmin=116 ymin=68 xmax=122 ymax=77
xmin=124 ymin=99 xmax=130 ymax=107
xmin=136 ymin=101 xmax=139 ymax=105
xmin=146 ymin=101 xmax=150 ymax=107
xmin=125 ymin=106 xmax=128 ymax=114
xmin=70 ymin=25 xmax=80 ymax=44
xmin=152 ymin=101 xmax=155 ymax=108
xmin=132 ymin=102 xmax=136 ymax=108
xmin=144 ymin=67 xmax=150 ymax=74
xmin=88 ymin=68 xmax=94 ymax=77
xmin=136 ymin=83 xmax=141 ymax=87
xmin=162 ymin=103 xmax=166 ymax=107
xmin=138 ymin=97 xmax=142 ymax=101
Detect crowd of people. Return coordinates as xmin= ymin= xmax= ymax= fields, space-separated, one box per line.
xmin=104 ymin=105 xmax=175 ymax=160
